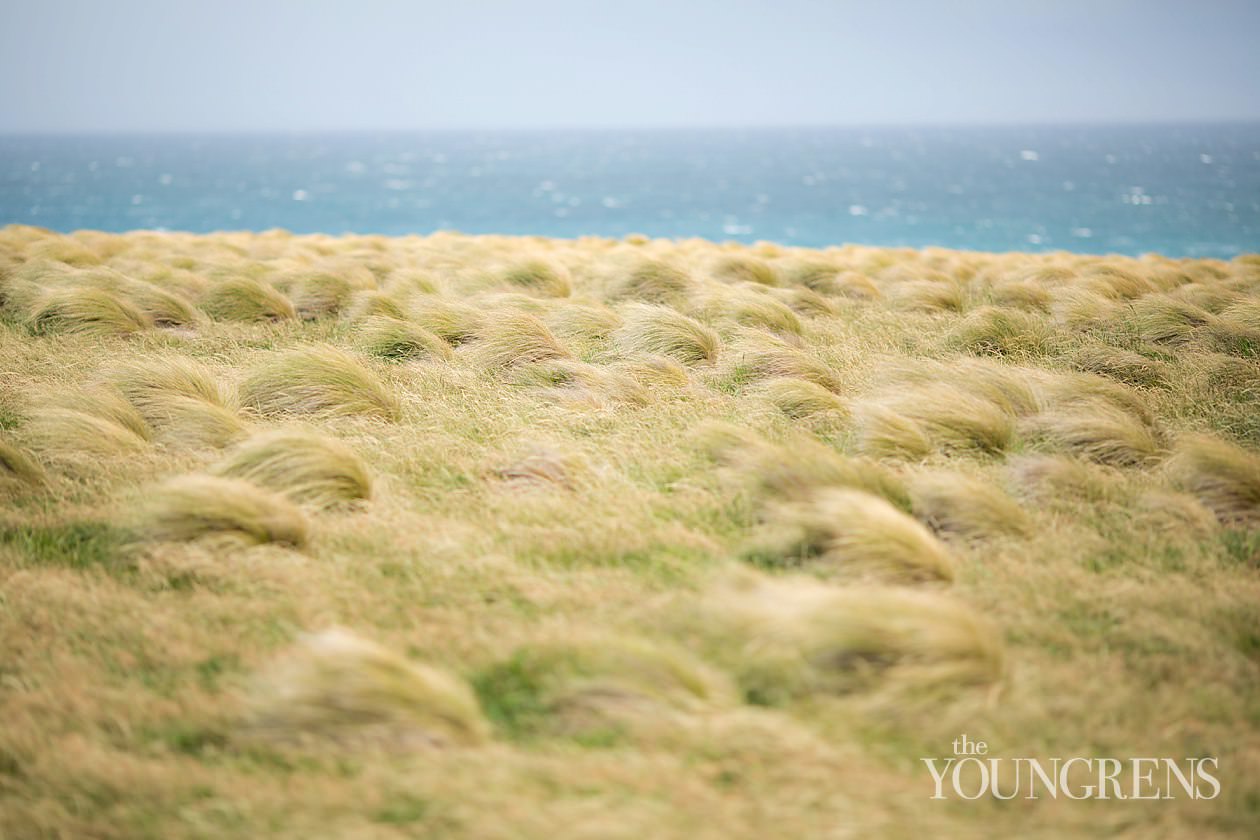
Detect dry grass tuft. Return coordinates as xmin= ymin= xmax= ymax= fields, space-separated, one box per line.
xmin=681 ymin=575 xmax=1003 ymax=703
xmin=502 ymin=260 xmax=572 ymax=298
xmin=0 ymin=437 xmax=47 ymax=489
xmin=890 ymin=280 xmax=965 ymax=312
xmin=1024 ymin=399 xmax=1165 ymax=466
xmin=28 ymin=287 xmax=151 ymax=336
xmin=751 ymin=488 xmax=955 ymax=583
xmin=137 ymin=474 xmax=310 ymax=546
xmin=946 ymin=305 xmax=1055 ymax=357
xmin=110 ymin=357 xmax=245 ymax=447
xmin=855 ymin=383 xmax=1016 ymax=458
xmin=474 ymin=636 xmax=735 ymax=738
xmin=758 ymin=378 xmax=848 ymax=419
xmin=358 ymin=315 xmax=453 ymax=362
xmin=725 ymin=333 xmax=841 ymax=391
xmin=201 ymin=276 xmax=296 ymax=321
xmin=245 ymin=628 xmax=489 ymax=747
xmin=712 ymin=255 xmax=779 ymax=286
xmin=26 ymin=408 xmax=151 ymax=459
xmin=1128 ymin=295 xmax=1215 ymax=345
xmin=614 ymin=303 xmax=721 ymax=365
xmin=466 ymin=313 xmax=571 ymax=369
xmin=212 ymin=430 xmax=372 ymax=508
xmin=241 ymin=346 xmax=401 ymax=420
xmin=1166 ymin=434 xmax=1260 ymax=523
xmin=1070 ymin=345 xmax=1170 ymax=388
xmin=409 ymin=297 xmax=484 ymax=345
xmin=608 ymin=260 xmax=693 ymax=305
xmin=289 ymin=272 xmax=355 ymax=319
xmin=908 ymin=471 xmax=1032 ymax=539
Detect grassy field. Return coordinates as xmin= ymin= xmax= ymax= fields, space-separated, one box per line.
xmin=1 ymin=224 xmax=1258 ymax=838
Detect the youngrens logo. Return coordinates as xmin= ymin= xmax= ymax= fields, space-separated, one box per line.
xmin=923 ymin=735 xmax=1220 ymax=800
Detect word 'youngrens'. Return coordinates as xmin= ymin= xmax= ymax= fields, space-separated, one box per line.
xmin=923 ymin=735 xmax=1220 ymax=800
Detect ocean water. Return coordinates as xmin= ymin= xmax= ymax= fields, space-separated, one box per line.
xmin=2 ymin=125 xmax=1258 ymax=258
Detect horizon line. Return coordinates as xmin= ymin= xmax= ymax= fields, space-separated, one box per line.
xmin=4 ymin=118 xmax=1260 ymax=137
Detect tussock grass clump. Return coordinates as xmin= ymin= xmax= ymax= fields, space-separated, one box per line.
xmin=241 ymin=346 xmax=401 ymax=420
xmin=202 ymin=276 xmax=296 ymax=321
xmin=138 ymin=475 xmax=310 ymax=547
xmin=28 ymin=288 xmax=151 ymax=336
xmin=467 ymin=313 xmax=571 ymax=369
xmin=699 ymin=422 xmax=909 ymax=510
xmin=991 ymin=279 xmax=1052 ymax=311
xmin=110 ymin=357 xmax=245 ymax=448
xmin=1024 ymin=399 xmax=1165 ymax=466
xmin=1128 ymin=295 xmax=1215 ymax=345
xmin=24 ymin=237 xmax=102 ymax=267
xmin=614 ymin=303 xmax=720 ymax=365
xmin=609 ymin=260 xmax=692 ymax=306
xmin=502 ymin=260 xmax=572 ymax=298
xmin=346 ymin=290 xmax=407 ymax=322
xmin=771 ymin=286 xmax=840 ymax=317
xmin=212 ymin=431 xmax=372 ymax=509
xmin=1166 ymin=434 xmax=1260 ymax=523
xmin=289 ymin=272 xmax=355 ymax=319
xmin=611 ymin=353 xmax=692 ymax=389
xmin=712 ymin=255 xmax=779 ymax=286
xmin=856 ymin=384 xmax=1016 ymax=458
xmin=752 ymin=488 xmax=955 ymax=583
xmin=246 ymin=628 xmax=489 ymax=748
xmin=474 ymin=637 xmax=735 ymax=738
xmin=27 ymin=408 xmax=151 ymax=458
xmin=1007 ymin=454 xmax=1120 ymax=504
xmin=1070 ymin=345 xmax=1170 ymax=388
xmin=0 ymin=437 xmax=47 ymax=489
xmin=489 ymin=446 xmax=590 ymax=490
xmin=890 ymin=280 xmax=965 ymax=312
xmin=758 ymin=378 xmax=848 ymax=419
xmin=701 ymin=290 xmax=803 ymax=336
xmin=682 ymin=575 xmax=1003 ymax=703
xmin=908 ymin=471 xmax=1032 ymax=539
xmin=725 ymin=334 xmax=842 ymax=392
xmin=358 ymin=316 xmax=452 ymax=362
xmin=946 ymin=306 xmax=1055 ymax=357
xmin=410 ymin=297 xmax=484 ymax=346
xmin=112 ymin=356 xmax=234 ymax=409
xmin=1050 ymin=288 xmax=1119 ymax=330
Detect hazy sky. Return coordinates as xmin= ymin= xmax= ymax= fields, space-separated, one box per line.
xmin=2 ymin=0 xmax=1258 ymax=131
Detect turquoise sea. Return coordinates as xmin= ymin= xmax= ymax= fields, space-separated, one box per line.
xmin=2 ymin=125 xmax=1258 ymax=257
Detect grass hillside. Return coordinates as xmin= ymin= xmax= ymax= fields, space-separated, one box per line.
xmin=1 ymin=225 xmax=1258 ymax=838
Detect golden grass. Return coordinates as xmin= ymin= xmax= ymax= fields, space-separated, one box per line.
xmin=752 ymin=488 xmax=955 ymax=583
xmin=212 ymin=430 xmax=372 ymax=508
xmin=1166 ymin=434 xmax=1260 ymax=524
xmin=137 ymin=474 xmax=310 ymax=547
xmin=241 ymin=345 xmax=402 ymax=420
xmin=245 ymin=628 xmax=489 ymax=747
xmin=613 ymin=302 xmax=721 ymax=364
xmin=676 ymin=574 xmax=1002 ymax=704
xmin=3 ymin=227 xmax=1259 ymax=839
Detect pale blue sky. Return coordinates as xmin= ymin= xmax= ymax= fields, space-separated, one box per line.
xmin=2 ymin=0 xmax=1258 ymax=131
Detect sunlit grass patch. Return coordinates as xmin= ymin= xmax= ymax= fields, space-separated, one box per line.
xmin=245 ymin=628 xmax=489 ymax=748
xmin=473 ymin=636 xmax=736 ymax=740
xmin=613 ymin=303 xmax=721 ymax=365
xmin=201 ymin=276 xmax=296 ymax=321
xmin=358 ymin=315 xmax=453 ymax=362
xmin=908 ymin=470 xmax=1032 ymax=539
xmin=212 ymin=430 xmax=372 ymax=509
xmin=502 ymin=260 xmax=572 ymax=298
xmin=28 ymin=287 xmax=151 ymax=336
xmin=1167 ymin=434 xmax=1260 ymax=524
xmin=676 ymin=574 xmax=1002 ymax=705
xmin=137 ymin=474 xmax=310 ymax=547
xmin=241 ymin=346 xmax=401 ymax=420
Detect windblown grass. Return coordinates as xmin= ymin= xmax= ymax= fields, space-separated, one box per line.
xmin=613 ymin=303 xmax=720 ymax=365
xmin=677 ymin=574 xmax=1003 ymax=704
xmin=137 ymin=474 xmax=310 ymax=547
xmin=4 ymin=227 xmax=1259 ymax=839
xmin=750 ymin=488 xmax=955 ymax=582
xmin=202 ymin=276 xmax=296 ymax=321
xmin=241 ymin=346 xmax=401 ymax=420
xmin=245 ymin=628 xmax=489 ymax=747
xmin=212 ymin=430 xmax=372 ymax=508
xmin=1166 ymin=434 xmax=1260 ymax=523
